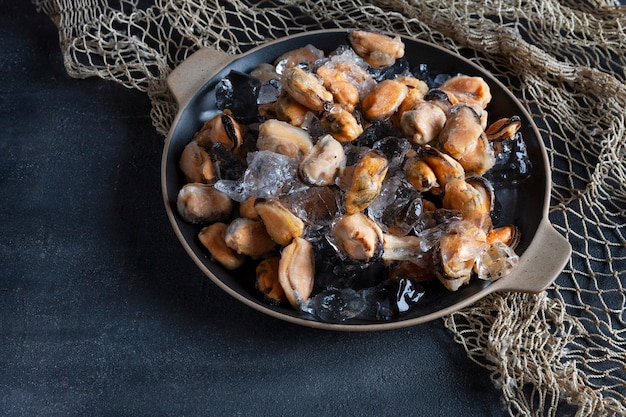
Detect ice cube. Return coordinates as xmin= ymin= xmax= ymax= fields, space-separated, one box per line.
xmin=432 ymin=73 xmax=452 ymax=87
xmin=214 ymin=150 xmax=306 ymax=202
xmin=371 ymin=136 xmax=411 ymax=170
xmin=474 ymin=242 xmax=520 ymax=281
xmin=256 ymin=79 xmax=282 ymax=105
xmin=353 ymin=120 xmax=403 ymax=149
xmin=215 ymin=70 xmax=262 ymax=124
xmin=484 ymin=132 xmax=532 ymax=186
xmin=368 ymin=174 xmax=423 ymax=235
xmin=283 ymin=186 xmax=340 ymax=229
xmin=300 ymin=287 xmax=366 ymax=323
xmin=302 ymin=275 xmax=426 ymax=322
xmin=368 ymin=57 xmax=410 ymax=82
xmin=395 ymin=277 xmax=426 ymax=313
xmin=357 ymin=278 xmax=425 ymax=321
xmin=416 ymin=209 xmax=462 ymax=251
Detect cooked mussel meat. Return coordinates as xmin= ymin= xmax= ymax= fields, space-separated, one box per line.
xmin=423 ymin=89 xmax=458 ymax=112
xmin=439 ymin=75 xmax=492 ymax=110
xmin=282 ymin=66 xmax=333 ymax=111
xmin=254 ymin=198 xmax=305 ymax=245
xmin=179 ymin=141 xmax=215 ymax=183
xmin=361 ymin=79 xmax=408 ymax=121
xmin=486 ymin=224 xmax=521 ymax=249
xmin=391 ymin=75 xmax=429 ymax=127
xmin=345 ymin=150 xmax=389 ymax=213
xmin=348 ymin=30 xmax=405 ymax=68
xmin=274 ymin=44 xmax=325 ymax=74
xmin=435 ymin=220 xmax=488 ymax=291
xmin=486 ymin=116 xmax=522 ymax=141
xmin=404 ymin=146 xmax=465 ymax=194
xmin=399 ymin=101 xmax=447 ymax=146
xmin=332 ymin=212 xmax=384 ymax=261
xmin=437 ymin=104 xmax=495 ymax=175
xmin=403 ymin=156 xmax=439 ymax=193
xmin=193 ymin=112 xmax=243 ymax=151
xmin=176 ymin=183 xmax=233 ymax=224
xmin=298 ymin=134 xmax=347 ymax=186
xmin=316 ymin=64 xmax=360 ymax=112
xmin=456 ymin=131 xmax=496 ymax=176
xmin=257 ymin=119 xmax=313 ymax=159
xmin=273 ymin=93 xmax=311 ymax=127
xmin=279 ymin=237 xmax=315 ymax=308
xmin=198 ymin=222 xmax=246 ymax=270
xmin=321 ymin=104 xmax=363 ymax=143
xmin=442 ymin=177 xmax=494 ymax=232
xmin=255 ymin=256 xmax=285 ymax=304
xmin=438 ymin=104 xmax=484 ymax=160
xmin=225 ymin=217 xmax=277 ymax=258
xmin=239 ymin=196 xmax=260 ymax=220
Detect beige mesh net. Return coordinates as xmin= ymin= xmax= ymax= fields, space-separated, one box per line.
xmin=33 ymin=0 xmax=626 ymax=415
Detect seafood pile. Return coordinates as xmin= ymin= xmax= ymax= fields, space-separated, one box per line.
xmin=176 ymin=31 xmax=530 ymax=323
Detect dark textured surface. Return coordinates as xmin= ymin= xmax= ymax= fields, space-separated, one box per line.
xmin=1 ymin=2 xmax=506 ymax=416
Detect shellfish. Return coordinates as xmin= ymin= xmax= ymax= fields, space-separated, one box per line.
xmin=442 ymin=177 xmax=494 ymax=232
xmin=193 ymin=112 xmax=243 ymax=151
xmin=361 ymin=79 xmax=408 ymax=121
xmin=345 ymin=150 xmax=389 ymax=214
xmin=254 ymin=198 xmax=305 ymax=245
xmin=399 ymin=101 xmax=447 ymax=146
xmin=224 ymin=217 xmax=277 ymax=258
xmin=255 ymin=256 xmax=285 ymax=304
xmin=198 ymin=222 xmax=246 ymax=270
xmin=298 ymin=134 xmax=347 ymax=186
xmin=348 ymin=30 xmax=405 ymax=67
xmin=438 ymin=104 xmax=495 ymax=175
xmin=179 ymin=141 xmax=215 ymax=183
xmin=439 ymin=75 xmax=492 ymax=110
xmin=176 ymin=183 xmax=233 ymax=224
xmin=332 ymin=212 xmax=384 ymax=261
xmin=256 ymin=119 xmax=313 ymax=159
xmin=320 ymin=104 xmax=363 ymax=142
xmin=435 ymin=220 xmax=488 ymax=291
xmin=486 ymin=116 xmax=522 ymax=141
xmin=279 ymin=237 xmax=315 ymax=308
xmin=404 ymin=146 xmax=465 ymax=194
xmin=282 ymin=66 xmax=333 ymax=111
xmin=316 ymin=64 xmax=360 ymax=112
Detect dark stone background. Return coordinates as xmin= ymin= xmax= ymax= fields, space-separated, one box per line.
xmin=1 ymin=2 xmax=510 ymax=416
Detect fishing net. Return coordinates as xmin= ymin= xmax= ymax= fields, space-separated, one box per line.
xmin=32 ymin=0 xmax=626 ymax=415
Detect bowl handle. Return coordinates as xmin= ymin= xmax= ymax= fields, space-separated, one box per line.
xmin=489 ymin=218 xmax=571 ymax=293
xmin=167 ymin=47 xmax=235 ymax=107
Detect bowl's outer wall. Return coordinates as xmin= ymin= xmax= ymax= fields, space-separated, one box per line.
xmin=163 ymin=31 xmax=548 ymax=328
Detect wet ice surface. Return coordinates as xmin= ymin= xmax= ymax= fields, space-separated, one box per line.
xmin=368 ymin=174 xmax=423 ymax=236
xmin=371 ymin=136 xmax=412 ymax=170
xmin=257 ymin=79 xmax=282 ymax=105
xmin=485 ymin=132 xmax=532 ymax=186
xmin=283 ymin=186 xmax=340 ymax=233
xmin=210 ymin=143 xmax=246 ymax=180
xmin=214 ymin=150 xmax=307 ymax=202
xmin=301 ymin=277 xmax=425 ymax=323
xmin=215 ymin=70 xmax=262 ymax=124
xmin=474 ymin=241 xmax=520 ymax=281
xmin=369 ymin=57 xmax=411 ymax=82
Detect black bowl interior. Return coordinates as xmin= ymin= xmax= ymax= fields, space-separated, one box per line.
xmin=163 ymin=30 xmax=548 ymax=328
